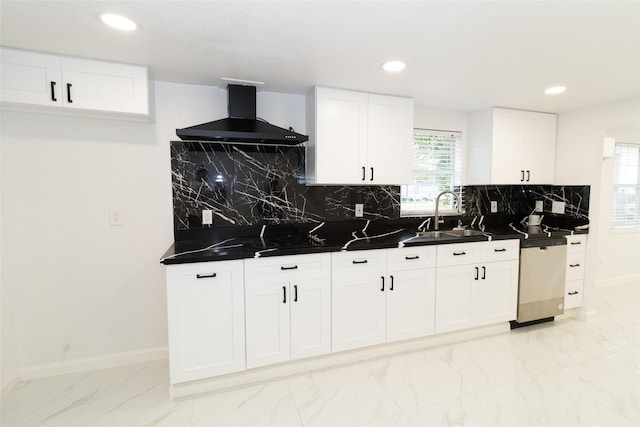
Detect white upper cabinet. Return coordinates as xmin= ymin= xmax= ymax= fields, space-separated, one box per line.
xmin=467 ymin=108 xmax=557 ymax=185
xmin=306 ymin=87 xmax=413 ymax=185
xmin=1 ymin=48 xmax=149 ymax=117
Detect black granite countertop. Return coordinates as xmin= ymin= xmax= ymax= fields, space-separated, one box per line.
xmin=160 ymin=217 xmax=588 ymax=265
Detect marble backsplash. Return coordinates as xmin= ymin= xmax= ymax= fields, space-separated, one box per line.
xmin=170 ymin=141 xmax=589 ymax=233
xmin=171 ymin=141 xmax=400 ymax=230
xmin=464 ymin=185 xmax=590 ymax=220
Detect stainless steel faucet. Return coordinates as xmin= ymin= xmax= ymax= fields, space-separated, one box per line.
xmin=434 ymin=190 xmax=462 ymax=230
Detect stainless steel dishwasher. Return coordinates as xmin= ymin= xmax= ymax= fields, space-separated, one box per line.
xmin=512 ymin=237 xmax=567 ymax=328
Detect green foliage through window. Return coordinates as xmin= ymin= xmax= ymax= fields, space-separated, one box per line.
xmin=401 ymin=129 xmax=462 ymax=216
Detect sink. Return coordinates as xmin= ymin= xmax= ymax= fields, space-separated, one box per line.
xmin=415 ymin=229 xmax=485 ymax=239
xmin=442 ymin=229 xmax=486 ymax=237
xmin=415 ymin=230 xmax=450 ymax=239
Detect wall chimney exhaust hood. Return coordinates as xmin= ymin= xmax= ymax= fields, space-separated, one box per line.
xmin=176 ymin=84 xmax=308 ymax=145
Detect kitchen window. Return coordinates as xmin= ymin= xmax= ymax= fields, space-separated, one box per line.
xmin=401 ymin=129 xmax=462 ymax=216
xmin=612 ymin=142 xmax=640 ymax=227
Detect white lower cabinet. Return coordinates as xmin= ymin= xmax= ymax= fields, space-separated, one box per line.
xmin=435 ymin=240 xmax=519 ymax=334
xmin=244 ymin=253 xmax=331 ymax=369
xmin=166 ymin=260 xmax=245 ymax=384
xmin=332 ymin=247 xmax=437 ymax=352
xmin=564 ymin=235 xmax=587 ymax=309
xmin=165 ymin=239 xmax=524 ymax=384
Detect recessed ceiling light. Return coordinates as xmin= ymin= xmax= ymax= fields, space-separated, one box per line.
xmin=544 ymin=86 xmax=567 ymax=95
xmin=99 ymin=13 xmax=137 ymax=31
xmin=382 ymin=61 xmax=406 ymax=72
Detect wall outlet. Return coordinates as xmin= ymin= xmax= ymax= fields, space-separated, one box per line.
xmin=535 ymin=200 xmax=544 ymax=212
xmin=109 ymin=209 xmax=123 ymax=226
xmin=355 ymin=204 xmax=364 ymax=217
xmin=490 ymin=201 xmax=498 ymax=213
xmin=202 ymin=209 xmax=213 ymax=225
xmin=551 ymin=201 xmax=566 ymax=214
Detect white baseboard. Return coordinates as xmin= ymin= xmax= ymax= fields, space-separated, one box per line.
xmin=595 ymin=274 xmax=640 ymax=288
xmin=1 ymin=371 xmax=21 ymax=398
xmin=170 ymin=323 xmax=509 ymax=399
xmin=17 ymin=347 xmax=168 ymax=382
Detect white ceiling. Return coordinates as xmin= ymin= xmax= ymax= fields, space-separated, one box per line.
xmin=1 ymin=0 xmax=639 ymax=113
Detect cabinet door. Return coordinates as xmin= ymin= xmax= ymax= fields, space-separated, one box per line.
xmin=435 ymin=265 xmax=475 ymax=333
xmin=491 ymin=108 xmax=527 ymax=184
xmin=475 ymin=260 xmax=519 ymax=326
xmin=1 ymin=48 xmax=62 ymax=106
xmin=245 ymin=280 xmax=290 ymax=369
xmin=332 ymin=250 xmax=387 ymax=352
xmin=314 ymin=87 xmax=368 ymax=184
xmin=166 ymin=260 xmax=245 ymax=384
xmin=367 ymin=94 xmax=414 ymax=185
xmin=386 ymin=268 xmax=436 ymax=342
xmin=524 ymin=112 xmax=556 ymax=184
xmin=61 ymin=57 xmax=149 ymax=114
xmin=290 ymin=277 xmax=331 ymax=360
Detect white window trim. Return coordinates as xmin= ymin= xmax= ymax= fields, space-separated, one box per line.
xmin=401 ymin=128 xmax=463 ymax=217
xmin=611 ymin=141 xmax=640 ymax=228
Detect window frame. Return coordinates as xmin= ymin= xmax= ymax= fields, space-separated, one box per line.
xmin=611 ymin=142 xmax=640 ymax=228
xmin=400 ymin=128 xmax=463 ymax=217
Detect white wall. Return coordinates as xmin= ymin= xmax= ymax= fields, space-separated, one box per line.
xmin=0 ymin=81 xmax=306 ymax=377
xmin=555 ymin=98 xmax=640 ymax=294
xmin=598 ymin=126 xmax=640 ymax=283
xmin=1 ymin=115 xmax=19 ymax=392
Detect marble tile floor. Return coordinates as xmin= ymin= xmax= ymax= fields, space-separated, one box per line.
xmin=2 ymin=282 xmax=638 ymax=427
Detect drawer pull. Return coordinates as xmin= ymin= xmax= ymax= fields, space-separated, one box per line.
xmin=570 ymin=241 xmax=582 ymax=245
xmin=453 ymin=252 xmax=466 ymax=256
xmin=569 ymin=263 xmax=581 ymax=268
xmin=494 ymin=248 xmax=507 ymax=252
xmin=352 ymin=259 xmax=368 ymax=264
xmin=196 ymin=273 xmax=217 ymax=279
xmin=405 ymin=255 xmax=420 ymax=260
xmin=568 ymin=291 xmax=579 ymax=295
xmin=280 ymin=265 xmax=298 ymax=271
xmin=50 ymin=81 xmax=57 ymax=102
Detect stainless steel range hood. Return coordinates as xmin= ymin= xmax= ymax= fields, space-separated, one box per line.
xmin=176 ymin=84 xmax=308 ymax=145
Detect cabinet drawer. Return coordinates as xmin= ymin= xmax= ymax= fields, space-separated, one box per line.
xmin=566 ymin=253 xmax=586 ymax=281
xmin=166 ymin=260 xmax=243 ymax=282
xmin=480 ymin=239 xmax=520 ymax=262
xmin=245 ymin=253 xmax=330 ymax=281
xmin=332 ymin=249 xmax=387 ymax=274
xmin=565 ymin=235 xmax=587 ymax=253
xmin=387 ymin=246 xmax=436 ymax=271
xmin=436 ymin=242 xmax=481 ymax=267
xmin=565 ymin=280 xmax=584 ymax=309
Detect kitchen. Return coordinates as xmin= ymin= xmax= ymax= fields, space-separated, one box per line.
xmin=1 ymin=1 xmax=639 ymax=426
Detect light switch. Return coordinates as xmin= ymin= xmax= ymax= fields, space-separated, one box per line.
xmin=490 ymin=201 xmax=498 ymax=213
xmin=109 ymin=209 xmax=123 ymax=226
xmin=535 ymin=200 xmax=544 ymax=212
xmin=355 ymin=204 xmax=364 ymax=217
xmin=202 ymin=210 xmax=213 ymax=225
xmin=551 ymin=201 xmax=565 ymax=214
